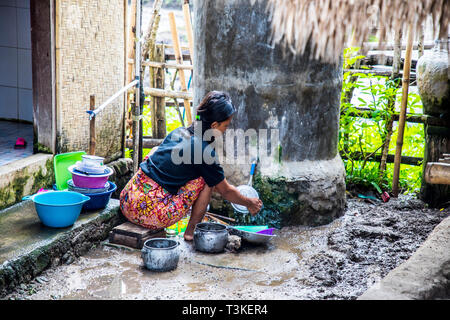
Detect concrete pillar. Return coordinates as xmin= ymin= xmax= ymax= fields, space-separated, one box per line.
xmin=193 ymin=0 xmax=346 ymax=227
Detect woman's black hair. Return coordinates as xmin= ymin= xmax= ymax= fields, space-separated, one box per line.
xmin=187 ymin=91 xmax=235 ymax=136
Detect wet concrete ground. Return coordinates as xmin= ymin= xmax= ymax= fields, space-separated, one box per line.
xmin=5 ymin=195 xmax=449 ymax=300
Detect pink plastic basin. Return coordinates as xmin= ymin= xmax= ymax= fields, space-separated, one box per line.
xmin=72 ymin=173 xmax=109 ymax=189
xmin=68 ymin=165 xmax=113 ymax=189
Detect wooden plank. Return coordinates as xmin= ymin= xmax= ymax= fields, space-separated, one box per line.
xmin=144 ymin=87 xmax=193 ymax=100
xmin=344 ymin=69 xmax=416 ymax=82
xmin=142 ymin=61 xmax=193 ymax=70
xmin=165 ymin=44 xmax=190 ymax=51
xmin=168 ymin=11 xmax=193 ymax=125
xmin=165 ymin=100 xmax=193 ymax=108
xmin=362 ymin=41 xmax=434 ymax=51
xmin=126 ymin=138 xmax=163 ymax=149
xmin=344 ymin=108 xmax=450 ymax=127
xmin=341 ymin=152 xmax=422 ymax=166
xmin=165 ymin=53 xmax=191 ymax=61
xmin=30 ymin=0 xmax=55 ymax=153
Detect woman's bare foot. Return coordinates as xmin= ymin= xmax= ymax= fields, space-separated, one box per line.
xmin=184 ymin=233 xmax=194 ymax=241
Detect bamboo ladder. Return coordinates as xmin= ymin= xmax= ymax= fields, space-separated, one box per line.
xmin=124 ymin=0 xmax=196 ymax=172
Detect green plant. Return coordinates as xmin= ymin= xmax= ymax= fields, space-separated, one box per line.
xmin=339 ymin=47 xmax=424 ymax=195
xmin=125 ymin=95 xmax=184 ymax=160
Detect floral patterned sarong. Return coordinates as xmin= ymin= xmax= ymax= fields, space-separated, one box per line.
xmin=119 ymin=167 xmax=205 ymax=230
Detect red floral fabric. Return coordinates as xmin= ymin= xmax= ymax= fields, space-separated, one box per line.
xmin=119 ymin=167 xmax=205 ymax=230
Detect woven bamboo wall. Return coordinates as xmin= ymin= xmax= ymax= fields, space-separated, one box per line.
xmin=55 ymin=0 xmax=125 ymax=161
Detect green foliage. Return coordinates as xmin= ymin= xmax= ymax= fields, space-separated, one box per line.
xmin=340 ymin=47 xmax=425 ymax=195
xmin=125 ymin=95 xmax=184 ymax=160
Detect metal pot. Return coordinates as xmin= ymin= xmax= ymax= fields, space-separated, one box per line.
xmin=194 ymin=222 xmax=229 ymax=253
xmin=141 ymin=238 xmax=180 ymax=272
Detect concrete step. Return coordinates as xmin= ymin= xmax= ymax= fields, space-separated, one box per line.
xmin=0 ymin=198 xmax=125 ymax=297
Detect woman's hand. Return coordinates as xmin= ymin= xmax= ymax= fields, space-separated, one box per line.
xmin=215 ymin=179 xmax=263 ymax=215
xmin=247 ymin=198 xmax=262 ymax=216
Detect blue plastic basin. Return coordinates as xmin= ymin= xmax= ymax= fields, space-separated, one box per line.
xmin=82 ymin=181 xmax=117 ymax=211
xmin=24 ymin=191 xmax=90 ymax=228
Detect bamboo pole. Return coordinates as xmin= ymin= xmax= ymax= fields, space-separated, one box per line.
xmin=379 ymin=29 xmax=402 ymax=179
xmin=182 ymin=0 xmax=194 ymax=65
xmin=142 ymin=61 xmax=193 ymax=70
xmin=392 ymin=25 xmax=414 ymax=197
xmin=144 ymin=87 xmax=193 ymax=100
xmin=141 ymin=0 xmax=163 ymax=63
xmin=151 ymin=44 xmax=166 ymax=139
xmin=169 ymin=69 xmax=185 ymax=127
xmin=131 ymin=100 xmax=140 ymax=173
xmin=168 ymin=11 xmax=193 ymax=125
xmin=89 ymin=95 xmax=96 ymax=155
xmin=134 ymin=0 xmax=142 ymax=172
xmin=126 ymin=0 xmax=137 ymax=136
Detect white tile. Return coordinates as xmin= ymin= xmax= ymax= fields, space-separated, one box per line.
xmin=17 ymin=0 xmax=29 ymax=8
xmin=0 ymin=46 xmax=18 ymax=87
xmin=18 ymin=48 xmax=32 ymax=89
xmin=0 ymin=0 xmax=17 ymax=7
xmin=17 ymin=7 xmax=31 ymax=49
xmin=0 ymin=86 xmax=18 ymax=119
xmin=0 ymin=6 xmax=18 ymax=47
xmin=18 ymin=88 xmax=32 ymax=121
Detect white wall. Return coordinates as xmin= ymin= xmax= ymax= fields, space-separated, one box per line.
xmin=0 ymin=0 xmax=33 ymax=122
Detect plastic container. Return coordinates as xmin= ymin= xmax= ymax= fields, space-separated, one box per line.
xmin=233 ymin=225 xmax=269 ymax=233
xmin=68 ymin=165 xmax=113 ymax=188
xmin=81 ymin=155 xmax=104 ymax=167
xmin=23 ymin=191 xmax=90 ymax=228
xmin=75 ymin=161 xmax=107 ymax=174
xmin=67 ymin=179 xmax=110 ymax=194
xmin=166 ymin=215 xmax=190 ymax=236
xmin=256 ymin=228 xmax=275 ymax=235
xmin=81 ymin=181 xmax=117 ymax=211
xmin=53 ymin=151 xmax=86 ymax=190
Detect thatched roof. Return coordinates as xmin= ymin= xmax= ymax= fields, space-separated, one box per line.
xmin=262 ymin=0 xmax=449 ymax=64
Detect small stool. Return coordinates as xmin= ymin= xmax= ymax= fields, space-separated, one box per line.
xmin=109 ymin=222 xmax=166 ymax=249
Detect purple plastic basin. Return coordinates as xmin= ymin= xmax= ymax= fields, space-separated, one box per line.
xmin=69 ymin=165 xmax=113 ymax=189
xmin=72 ymin=173 xmax=109 ymax=189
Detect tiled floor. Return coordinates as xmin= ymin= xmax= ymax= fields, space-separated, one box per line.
xmin=0 ymin=120 xmax=33 ymax=166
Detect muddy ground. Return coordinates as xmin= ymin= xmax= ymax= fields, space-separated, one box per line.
xmin=4 ymin=195 xmax=449 ymax=300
